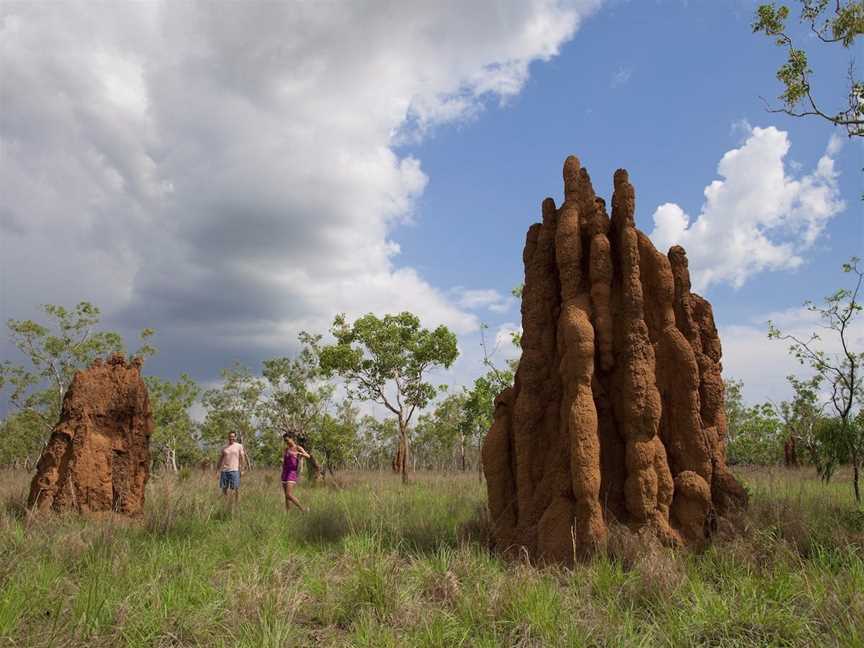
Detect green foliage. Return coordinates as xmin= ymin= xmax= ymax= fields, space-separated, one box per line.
xmin=319 ymin=312 xmax=458 ymax=480
xmin=320 ymin=312 xmax=458 ymax=416
xmin=354 ymin=416 xmax=399 ymax=469
xmin=462 ymin=368 xmax=511 ymax=436
xmin=459 ymin=324 xmax=515 ymax=461
xmin=0 ymin=410 xmax=45 ymax=467
xmin=259 ymin=332 xmax=334 ymax=466
xmin=813 ymin=412 xmax=864 ymax=482
xmin=200 ymin=333 xmax=361 ymax=474
xmin=0 ymin=301 xmax=155 ymax=462
xmin=727 ymin=399 xmax=785 ymax=465
xmin=200 ymin=363 xmax=264 ymax=459
xmin=769 ymin=257 xmax=864 ymax=502
xmin=413 ymin=317 xmax=519 ymax=472
xmin=725 ymin=380 xmax=785 ymax=465
xmin=314 ymin=401 xmax=360 ymax=472
xmin=413 ymin=393 xmax=467 ymax=470
xmin=724 ymin=378 xmax=748 ymax=445
xmin=724 ymin=378 xmax=827 ymax=466
xmin=753 ymin=1 xmax=863 ymax=136
xmin=145 ymin=374 xmax=201 ymax=471
xmin=779 ymin=373 xmax=825 ymax=464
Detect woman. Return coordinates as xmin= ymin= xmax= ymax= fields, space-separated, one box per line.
xmin=281 ymin=433 xmax=310 ymax=512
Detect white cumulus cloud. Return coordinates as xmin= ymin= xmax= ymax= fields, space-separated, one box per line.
xmin=649 ymin=125 xmax=845 ymax=292
xmin=0 ymin=0 xmax=602 ymax=380
xmin=721 ymin=304 xmax=864 ymax=405
xmin=451 ymin=288 xmax=515 ymax=314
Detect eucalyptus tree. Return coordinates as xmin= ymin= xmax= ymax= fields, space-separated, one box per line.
xmin=145 ymin=374 xmax=201 ymax=472
xmin=319 ymin=312 xmax=458 ymax=483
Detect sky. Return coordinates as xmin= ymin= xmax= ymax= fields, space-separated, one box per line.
xmin=1 ymin=0 xmax=862 ymax=410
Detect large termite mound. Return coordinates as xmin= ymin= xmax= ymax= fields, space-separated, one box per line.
xmin=28 ymin=353 xmax=153 ymax=515
xmin=482 ymin=156 xmax=747 ymax=563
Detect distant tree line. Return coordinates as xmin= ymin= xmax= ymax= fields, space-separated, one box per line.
xmin=728 ymin=257 xmax=863 ymax=503
xmin=0 ymin=305 xmax=509 ymax=480
xmin=724 ymin=374 xmax=863 ymax=473
xmin=1 ymin=258 xmax=860 ymax=502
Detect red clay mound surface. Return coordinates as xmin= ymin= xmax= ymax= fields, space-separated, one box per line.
xmin=482 ymin=156 xmax=747 ymax=563
xmin=28 ymin=353 xmax=153 ymax=516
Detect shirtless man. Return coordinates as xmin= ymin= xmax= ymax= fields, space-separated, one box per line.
xmin=216 ymin=431 xmax=248 ymax=507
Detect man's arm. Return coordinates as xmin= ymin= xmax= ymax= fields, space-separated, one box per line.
xmin=215 ymin=449 xmax=224 ymax=476
xmin=240 ymin=445 xmax=249 ymax=471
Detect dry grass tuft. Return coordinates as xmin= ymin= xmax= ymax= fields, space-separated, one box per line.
xmin=422 ymin=569 xmax=461 ymax=605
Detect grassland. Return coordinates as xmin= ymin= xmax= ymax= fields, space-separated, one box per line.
xmin=0 ymin=467 xmax=862 ymax=647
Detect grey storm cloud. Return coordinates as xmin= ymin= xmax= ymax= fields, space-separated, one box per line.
xmin=0 ymin=0 xmax=602 ymax=382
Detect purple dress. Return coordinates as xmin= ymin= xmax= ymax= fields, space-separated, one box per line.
xmin=281 ymin=450 xmax=299 ymax=483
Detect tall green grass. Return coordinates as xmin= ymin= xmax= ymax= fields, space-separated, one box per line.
xmin=0 ymin=467 xmax=861 ymax=647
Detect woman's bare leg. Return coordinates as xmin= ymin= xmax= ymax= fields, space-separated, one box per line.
xmin=282 ymin=483 xmax=292 ymax=512
xmin=285 ymin=482 xmax=306 ymax=512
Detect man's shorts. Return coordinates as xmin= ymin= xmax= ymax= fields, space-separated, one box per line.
xmin=220 ymin=470 xmax=240 ymax=490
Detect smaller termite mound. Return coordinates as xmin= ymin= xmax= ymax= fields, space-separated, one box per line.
xmin=28 ymin=353 xmax=153 ymax=516
xmin=482 ymin=156 xmax=748 ymax=563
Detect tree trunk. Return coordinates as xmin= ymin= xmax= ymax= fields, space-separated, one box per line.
xmin=460 ymin=432 xmax=466 ymax=471
xmin=805 ymin=442 xmax=819 ymax=467
xmin=783 ymin=435 xmax=798 ymax=468
xmin=306 ymin=453 xmax=324 ymax=482
xmin=391 ymin=443 xmax=402 ymax=473
xmin=853 ymin=457 xmax=861 ymax=506
xmin=477 ymin=432 xmax=483 ymax=483
xmin=397 ymin=421 xmax=409 ymax=484
xmin=163 ymin=445 xmax=178 ymax=473
xmin=401 ymin=435 xmax=409 ymax=483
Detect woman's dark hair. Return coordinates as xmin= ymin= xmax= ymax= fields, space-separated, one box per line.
xmin=282 ymin=432 xmax=291 ymax=442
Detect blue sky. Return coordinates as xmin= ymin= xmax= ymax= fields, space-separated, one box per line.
xmin=1 ymin=0 xmax=861 ymax=408
xmin=400 ymin=1 xmax=859 ymax=294
xmin=397 ymin=0 xmax=862 ymax=403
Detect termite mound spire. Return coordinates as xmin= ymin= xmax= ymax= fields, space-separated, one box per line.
xmin=482 ymin=156 xmax=747 ymax=563
xmin=28 ymin=353 xmax=153 ymax=516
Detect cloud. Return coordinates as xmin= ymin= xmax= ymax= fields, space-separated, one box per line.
xmin=0 ymin=1 xmax=602 ymax=381
xmin=648 ymin=126 xmax=845 ymax=291
xmin=721 ymin=304 xmax=864 ymax=406
xmin=427 ymin=320 xmax=522 ymax=404
xmin=610 ymin=65 xmax=632 ymax=88
xmin=826 ymin=131 xmax=844 ymax=156
xmin=451 ymin=288 xmax=515 ymax=314
xmin=493 ymin=322 xmax=523 ymax=360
